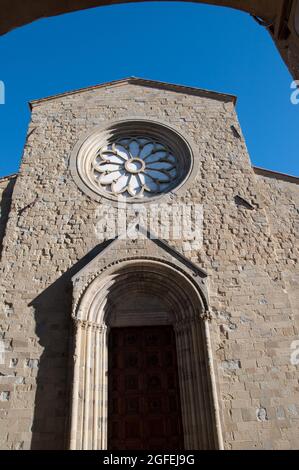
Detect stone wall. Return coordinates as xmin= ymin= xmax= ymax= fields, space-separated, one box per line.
xmin=254 ymin=169 xmax=299 ymax=332
xmin=0 ymin=175 xmax=16 ymax=259
xmin=0 ymin=80 xmax=298 ymax=449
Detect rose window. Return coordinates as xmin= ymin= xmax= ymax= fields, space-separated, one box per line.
xmin=71 ymin=119 xmax=193 ymax=203
xmin=93 ymin=137 xmax=177 ymax=198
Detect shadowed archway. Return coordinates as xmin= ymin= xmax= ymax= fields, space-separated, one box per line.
xmin=69 ymin=258 xmax=223 ymax=450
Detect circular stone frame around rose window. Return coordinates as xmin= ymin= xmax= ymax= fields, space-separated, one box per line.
xmin=69 ymin=118 xmax=197 ymax=204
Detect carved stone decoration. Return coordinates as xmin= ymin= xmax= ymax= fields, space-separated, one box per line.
xmin=93 ymin=136 xmax=177 ymax=198
xmin=70 ymin=118 xmax=195 ymax=203
xmin=69 ymin=255 xmax=223 ymax=451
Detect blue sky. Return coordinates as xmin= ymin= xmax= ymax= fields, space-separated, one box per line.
xmin=0 ymin=2 xmax=298 ymax=177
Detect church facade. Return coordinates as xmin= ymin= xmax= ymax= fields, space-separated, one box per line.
xmin=0 ymin=77 xmax=298 ymax=450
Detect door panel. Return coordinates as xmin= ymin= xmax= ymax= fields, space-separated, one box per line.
xmin=108 ymin=326 xmax=184 ymax=450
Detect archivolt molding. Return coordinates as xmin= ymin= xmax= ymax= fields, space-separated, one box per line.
xmin=71 ymin=256 xmax=210 ymax=324
xmin=69 ymin=255 xmax=223 ymax=450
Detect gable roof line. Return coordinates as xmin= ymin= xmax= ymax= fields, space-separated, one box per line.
xmin=29 ymin=77 xmax=237 ymax=109
xmin=0 ymin=173 xmax=18 ymax=182
xmin=253 ymin=166 xmax=299 ymax=184
xmin=71 ymin=223 xmax=207 ymax=282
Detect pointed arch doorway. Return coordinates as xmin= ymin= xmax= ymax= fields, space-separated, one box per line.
xmin=69 ymin=259 xmax=223 ymax=450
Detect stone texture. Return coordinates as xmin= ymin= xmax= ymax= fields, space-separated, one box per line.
xmin=0 ymin=78 xmax=298 ymax=450
xmin=0 ymin=174 xmax=16 ymax=257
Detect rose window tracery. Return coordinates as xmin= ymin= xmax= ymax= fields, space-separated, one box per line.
xmin=93 ymin=137 xmax=178 ymax=198
xmin=71 ymin=119 xmax=194 ymax=203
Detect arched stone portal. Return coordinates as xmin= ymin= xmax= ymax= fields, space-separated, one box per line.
xmin=69 ymin=259 xmax=223 ymax=450
xmin=1 ymin=1 xmax=299 ymax=79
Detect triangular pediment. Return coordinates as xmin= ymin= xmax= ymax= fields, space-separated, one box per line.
xmin=30 ymin=76 xmax=236 ymax=108
xmin=72 ymin=224 xmax=207 ymax=289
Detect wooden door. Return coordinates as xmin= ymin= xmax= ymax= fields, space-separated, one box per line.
xmin=108 ymin=325 xmax=184 ymax=450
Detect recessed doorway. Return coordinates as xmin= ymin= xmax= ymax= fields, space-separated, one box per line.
xmin=108 ymin=325 xmax=184 ymax=450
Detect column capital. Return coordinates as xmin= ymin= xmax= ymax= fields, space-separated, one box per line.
xmin=199 ymin=310 xmax=214 ymax=322
xmin=72 ymin=317 xmax=108 ymax=331
xmin=174 ymin=309 xmax=214 ymax=330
